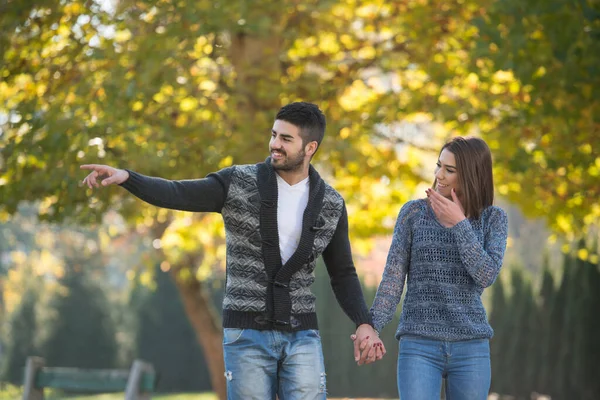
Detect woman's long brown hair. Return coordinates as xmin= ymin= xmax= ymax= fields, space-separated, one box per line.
xmin=433 ymin=137 xmax=494 ymax=219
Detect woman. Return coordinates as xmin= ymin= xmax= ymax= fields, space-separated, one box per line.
xmin=371 ymin=136 xmax=508 ymax=399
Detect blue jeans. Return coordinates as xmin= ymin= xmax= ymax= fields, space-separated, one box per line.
xmin=222 ymin=328 xmax=327 ymax=400
xmin=397 ymin=335 xmax=491 ymax=400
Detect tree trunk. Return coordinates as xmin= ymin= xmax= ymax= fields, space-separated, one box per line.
xmin=152 ymin=221 xmax=226 ymax=400
xmin=171 ymin=268 xmax=226 ymax=400
xmin=148 ymin=27 xmax=285 ymax=400
xmin=228 ymin=31 xmax=283 ymax=164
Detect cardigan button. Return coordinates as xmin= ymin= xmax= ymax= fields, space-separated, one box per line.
xmin=290 ymin=317 xmax=301 ymax=328
xmin=254 ymin=315 xmax=269 ymax=325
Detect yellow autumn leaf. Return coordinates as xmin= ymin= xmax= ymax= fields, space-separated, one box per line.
xmin=132 ymin=101 xmax=143 ymax=111
xmin=180 ymin=97 xmax=198 ymax=112
xmin=357 ymin=46 xmax=376 ymax=60
xmin=175 ymin=113 xmax=188 ymax=127
xmin=114 ymin=29 xmax=132 ymax=43
xmin=57 ymin=24 xmax=70 ymax=37
xmin=219 ymin=156 xmax=233 ymax=168
xmin=199 ymin=80 xmax=216 ymax=92
xmin=153 ymin=92 xmax=166 ymax=104
xmin=579 ymin=144 xmax=592 ymax=154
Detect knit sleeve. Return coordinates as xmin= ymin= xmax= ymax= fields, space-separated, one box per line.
xmin=322 ymin=203 xmax=373 ymax=328
xmin=450 ymin=206 xmax=508 ymax=288
xmin=119 ymin=167 xmax=234 ymax=213
xmin=370 ymin=200 xmax=421 ymax=334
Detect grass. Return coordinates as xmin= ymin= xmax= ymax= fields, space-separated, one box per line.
xmin=0 ymin=390 xmax=398 ymax=400
xmin=0 ymin=383 xmax=511 ymax=400
xmin=0 ymin=388 xmax=217 ymax=400
xmin=51 ymin=397 xmax=391 ymax=400
xmin=0 ymin=384 xmax=401 ymax=399
xmin=61 ymin=395 xmax=216 ymax=400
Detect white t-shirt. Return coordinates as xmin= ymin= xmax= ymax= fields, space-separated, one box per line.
xmin=276 ymin=173 xmax=310 ymax=264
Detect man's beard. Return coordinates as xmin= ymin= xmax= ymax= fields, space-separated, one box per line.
xmin=271 ymin=148 xmax=305 ymax=172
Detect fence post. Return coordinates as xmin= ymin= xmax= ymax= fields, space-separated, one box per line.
xmin=22 ymin=357 xmax=45 ymax=400
xmin=125 ymin=359 xmax=154 ymax=400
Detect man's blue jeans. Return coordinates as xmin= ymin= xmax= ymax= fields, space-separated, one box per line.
xmin=397 ymin=335 xmax=491 ymax=400
xmin=223 ymin=328 xmax=327 ymax=400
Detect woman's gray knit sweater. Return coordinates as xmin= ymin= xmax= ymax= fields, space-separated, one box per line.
xmin=371 ymin=198 xmax=509 ymax=341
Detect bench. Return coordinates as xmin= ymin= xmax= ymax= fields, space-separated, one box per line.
xmin=22 ymin=357 xmax=156 ymax=399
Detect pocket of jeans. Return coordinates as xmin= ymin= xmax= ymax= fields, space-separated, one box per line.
xmin=223 ymin=328 xmax=245 ymax=345
xmin=309 ymin=329 xmax=321 ymax=339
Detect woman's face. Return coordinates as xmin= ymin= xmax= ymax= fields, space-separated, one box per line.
xmin=434 ymin=149 xmax=459 ymax=199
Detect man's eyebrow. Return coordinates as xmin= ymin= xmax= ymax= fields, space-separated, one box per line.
xmin=272 ymin=129 xmax=295 ymax=139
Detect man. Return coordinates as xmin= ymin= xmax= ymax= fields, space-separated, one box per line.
xmin=81 ymin=102 xmax=383 ymax=399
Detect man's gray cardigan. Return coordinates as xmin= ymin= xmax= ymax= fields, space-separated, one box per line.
xmin=121 ymin=157 xmax=372 ymax=331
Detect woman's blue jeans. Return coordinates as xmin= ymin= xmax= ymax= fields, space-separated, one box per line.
xmin=397 ymin=335 xmax=491 ymax=400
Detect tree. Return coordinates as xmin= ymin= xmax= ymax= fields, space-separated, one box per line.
xmin=41 ymin=255 xmax=118 ymax=370
xmin=568 ymin=242 xmax=600 ymax=400
xmin=489 ymin=273 xmax=508 ymax=395
xmin=314 ymin=259 xmax=398 ymax=397
xmin=3 ymin=1 xmax=599 ymax=397
xmin=584 ymin=248 xmax=600 ymax=398
xmin=472 ymin=0 xmax=600 ymax=238
xmin=501 ymin=268 xmax=535 ymax=398
xmin=489 ymin=251 xmax=600 ymax=398
xmin=536 ymin=261 xmax=555 ymax=395
xmin=1 ymin=280 xmax=40 ymax=384
xmin=134 ymin=264 xmax=212 ymax=393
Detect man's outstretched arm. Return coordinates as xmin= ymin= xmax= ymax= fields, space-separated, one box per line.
xmin=80 ymin=164 xmax=233 ymax=213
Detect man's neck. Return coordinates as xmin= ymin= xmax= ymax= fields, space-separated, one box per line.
xmin=275 ymin=166 xmax=310 ymax=186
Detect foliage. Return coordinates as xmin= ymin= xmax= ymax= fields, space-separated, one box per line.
xmin=2 ymin=1 xmax=598 ymax=396
xmin=132 ymin=264 xmax=212 ymax=392
xmin=0 ymin=277 xmax=40 ymax=384
xmin=1 ymin=0 xmax=598 ymax=239
xmin=314 ymin=262 xmax=400 ymax=397
xmin=488 ymin=270 xmax=509 ymax=394
xmin=0 ymin=384 xmax=24 ymax=400
xmin=40 ymin=251 xmax=119 ymax=370
xmin=472 ymin=0 xmax=600 ymax=239
xmin=489 ymin=244 xmax=600 ymax=399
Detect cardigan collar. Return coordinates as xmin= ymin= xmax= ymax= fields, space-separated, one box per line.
xmin=256 ymin=157 xmax=326 ymax=326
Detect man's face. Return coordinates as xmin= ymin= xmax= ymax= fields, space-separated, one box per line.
xmin=269 ymin=120 xmax=307 ymax=172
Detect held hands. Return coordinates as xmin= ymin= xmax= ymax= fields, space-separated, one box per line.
xmin=350 ymin=324 xmax=386 ymax=366
xmin=426 ymin=188 xmax=466 ymax=228
xmin=80 ymin=164 xmax=129 ymax=189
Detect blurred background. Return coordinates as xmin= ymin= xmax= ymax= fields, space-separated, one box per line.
xmin=1 ymin=0 xmax=598 ymax=399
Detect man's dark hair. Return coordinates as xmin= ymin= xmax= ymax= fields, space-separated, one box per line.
xmin=275 ymin=102 xmax=326 ymax=150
